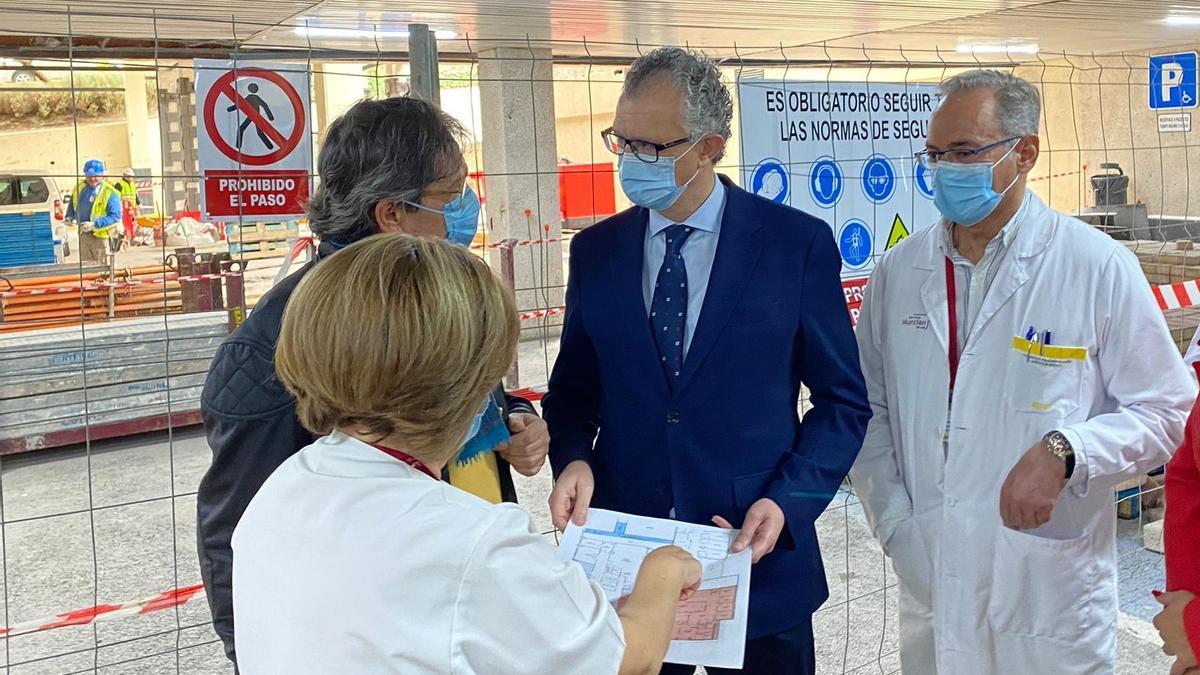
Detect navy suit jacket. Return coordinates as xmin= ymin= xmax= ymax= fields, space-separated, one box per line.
xmin=543 ymin=175 xmax=871 ymax=639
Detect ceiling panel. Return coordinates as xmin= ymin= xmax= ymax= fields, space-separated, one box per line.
xmin=0 ymin=0 xmax=1196 ymax=61
xmin=829 ymin=0 xmax=1200 ymax=59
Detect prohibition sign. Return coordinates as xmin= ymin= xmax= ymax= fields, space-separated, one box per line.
xmin=204 ymin=68 xmax=305 ymax=166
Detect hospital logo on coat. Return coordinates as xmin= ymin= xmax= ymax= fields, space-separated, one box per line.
xmin=751 ymin=159 xmax=789 ymax=204
xmin=838 ymin=219 xmax=873 ymax=270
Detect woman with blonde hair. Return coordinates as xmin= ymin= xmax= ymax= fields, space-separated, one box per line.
xmin=232 ymin=234 xmax=700 ymax=674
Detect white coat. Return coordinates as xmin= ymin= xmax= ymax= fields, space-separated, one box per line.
xmin=850 ymin=191 xmax=1195 ymax=675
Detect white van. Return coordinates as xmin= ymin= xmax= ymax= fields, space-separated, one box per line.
xmin=0 ymin=173 xmax=72 ymax=260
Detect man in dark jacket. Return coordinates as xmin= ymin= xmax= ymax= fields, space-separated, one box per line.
xmin=198 ymin=97 xmax=549 ymax=666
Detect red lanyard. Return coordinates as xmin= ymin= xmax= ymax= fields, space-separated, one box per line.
xmin=370 ymin=443 xmax=440 ymax=481
xmin=945 ymin=256 xmax=959 ymax=389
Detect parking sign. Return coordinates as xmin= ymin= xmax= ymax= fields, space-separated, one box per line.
xmin=1150 ymin=52 xmax=1198 ymax=109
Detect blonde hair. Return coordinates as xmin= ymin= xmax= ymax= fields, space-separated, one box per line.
xmin=275 ymin=234 xmax=518 ymax=465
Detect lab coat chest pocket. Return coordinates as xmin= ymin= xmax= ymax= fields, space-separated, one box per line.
xmin=988 ymin=527 xmax=1098 ymax=643
xmin=1005 ymin=337 xmax=1087 ymax=417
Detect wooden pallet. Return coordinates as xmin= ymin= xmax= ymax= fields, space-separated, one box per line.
xmin=227 ymin=239 xmax=296 ymax=260
xmin=225 ymin=221 xmax=300 ymax=260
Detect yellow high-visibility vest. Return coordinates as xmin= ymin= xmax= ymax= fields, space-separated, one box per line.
xmin=71 ymin=180 xmax=120 ymax=239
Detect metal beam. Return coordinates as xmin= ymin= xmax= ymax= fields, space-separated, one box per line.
xmin=408 ymin=23 xmax=440 ymax=104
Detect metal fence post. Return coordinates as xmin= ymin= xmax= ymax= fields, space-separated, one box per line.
xmin=177 ymin=247 xmax=200 ymax=313
xmin=499 ymin=238 xmax=520 ymax=388
xmin=106 ymin=248 xmax=116 ymax=318
xmin=222 ymin=259 xmax=246 ymax=333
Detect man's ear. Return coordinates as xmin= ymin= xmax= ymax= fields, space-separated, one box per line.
xmin=375 ymin=201 xmax=409 ymax=234
xmin=1016 ymin=135 xmax=1040 ymax=174
xmin=700 ymin=135 xmax=727 ymax=166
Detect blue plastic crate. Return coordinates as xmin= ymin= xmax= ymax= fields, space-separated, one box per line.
xmin=0 ymin=211 xmax=55 ymax=268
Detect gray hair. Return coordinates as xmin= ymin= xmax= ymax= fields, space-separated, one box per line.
xmin=623 ymin=47 xmax=733 ymax=162
xmin=308 ymin=97 xmax=465 ymax=245
xmin=938 ymin=69 xmax=1041 ymax=137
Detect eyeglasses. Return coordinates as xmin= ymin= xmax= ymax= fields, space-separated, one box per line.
xmin=601 ymin=127 xmax=692 ymax=163
xmin=915 ymin=136 xmax=1020 ymax=170
xmin=422 ymin=180 xmax=470 ymax=203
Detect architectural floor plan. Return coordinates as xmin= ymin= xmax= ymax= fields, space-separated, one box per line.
xmin=557 ymin=509 xmax=751 ymax=669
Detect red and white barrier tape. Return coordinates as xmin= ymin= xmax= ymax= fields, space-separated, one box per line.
xmin=0 ymin=584 xmax=204 ymax=638
xmin=470 ymin=237 xmax=562 ymax=251
xmin=1155 ymin=279 xmax=1200 ymax=311
xmin=0 ymin=273 xmax=238 ymax=299
xmin=519 ymin=307 xmax=565 ymax=321
xmin=1028 ymin=169 xmax=1082 ymax=184
xmin=509 ymin=383 xmax=548 ymax=403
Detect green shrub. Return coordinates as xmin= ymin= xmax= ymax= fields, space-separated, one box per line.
xmin=0 ymin=89 xmax=125 ymax=125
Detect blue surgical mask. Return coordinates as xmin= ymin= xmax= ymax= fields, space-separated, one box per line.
xmin=618 ymin=140 xmax=701 ymax=211
xmin=406 ymin=185 xmax=481 ymax=247
xmin=932 ymin=142 xmax=1021 ymax=227
xmin=463 ymin=399 xmax=488 ymax=445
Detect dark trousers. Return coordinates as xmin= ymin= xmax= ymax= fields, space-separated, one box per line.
xmin=658 ymin=617 xmax=815 ymax=675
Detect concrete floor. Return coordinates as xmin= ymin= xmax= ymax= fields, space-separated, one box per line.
xmin=0 ymin=331 xmax=1173 ymax=673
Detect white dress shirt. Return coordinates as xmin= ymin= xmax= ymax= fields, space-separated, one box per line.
xmin=939 ymin=192 xmax=1031 ymax=355
xmin=233 ymin=432 xmax=625 ymax=674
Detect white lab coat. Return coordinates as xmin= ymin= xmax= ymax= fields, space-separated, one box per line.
xmin=233 ymin=432 xmax=625 ymax=674
xmin=1184 ymin=321 xmax=1200 ymax=377
xmin=850 ymin=192 xmax=1195 ymax=675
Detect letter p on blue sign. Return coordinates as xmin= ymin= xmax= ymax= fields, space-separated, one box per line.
xmin=1151 ymin=52 xmax=1198 ymax=109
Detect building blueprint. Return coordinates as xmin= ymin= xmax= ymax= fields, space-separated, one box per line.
xmin=556 ymin=509 xmax=751 ymax=669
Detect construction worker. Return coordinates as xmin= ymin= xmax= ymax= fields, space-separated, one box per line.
xmin=113 ymin=168 xmax=140 ymax=244
xmin=65 ymin=159 xmax=121 ymax=264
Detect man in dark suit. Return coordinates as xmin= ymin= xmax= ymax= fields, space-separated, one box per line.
xmin=542 ymin=47 xmax=871 ymax=675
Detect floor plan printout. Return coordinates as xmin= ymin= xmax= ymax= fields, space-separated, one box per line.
xmin=556 ymin=508 xmax=752 ymax=669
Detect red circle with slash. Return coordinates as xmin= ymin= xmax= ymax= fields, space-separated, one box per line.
xmin=204 ymin=68 xmax=304 ymax=166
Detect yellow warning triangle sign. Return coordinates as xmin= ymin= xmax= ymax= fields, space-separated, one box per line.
xmin=886 ymin=214 xmax=910 ymax=250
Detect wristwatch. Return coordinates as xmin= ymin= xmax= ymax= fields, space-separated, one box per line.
xmin=1042 ymin=431 xmax=1075 ymax=480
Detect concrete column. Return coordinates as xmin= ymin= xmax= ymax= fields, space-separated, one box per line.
xmin=123 ymin=70 xmax=152 ymax=170
xmin=155 ymin=65 xmax=198 ymax=214
xmin=478 ymin=48 xmax=564 ymax=323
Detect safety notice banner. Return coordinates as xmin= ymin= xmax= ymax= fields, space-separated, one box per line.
xmin=195 ymin=59 xmax=313 ymax=221
xmin=738 ymin=81 xmax=941 ymax=285
xmin=202 ymin=170 xmax=309 ymax=218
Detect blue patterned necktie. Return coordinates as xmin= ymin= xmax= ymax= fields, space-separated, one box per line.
xmin=650 ymin=224 xmax=694 ymax=388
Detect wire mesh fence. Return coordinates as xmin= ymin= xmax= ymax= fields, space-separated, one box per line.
xmin=0 ymin=8 xmax=1192 ymax=673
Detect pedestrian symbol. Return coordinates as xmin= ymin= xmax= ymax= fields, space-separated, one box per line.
xmin=202 ymin=67 xmax=306 ymax=166
xmin=809 ymin=157 xmax=843 ymax=208
xmin=885 ymin=214 xmax=910 ymax=250
xmin=195 ymin=59 xmax=313 ymax=221
xmin=838 ymin=219 xmax=872 ymax=269
xmin=230 ymin=83 xmax=277 ymax=150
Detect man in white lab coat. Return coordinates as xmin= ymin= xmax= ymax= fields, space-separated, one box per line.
xmin=850 ymin=69 xmax=1195 ymax=674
